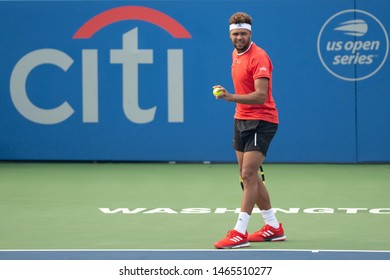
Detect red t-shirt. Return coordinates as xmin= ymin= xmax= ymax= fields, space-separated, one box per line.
xmin=231 ymin=42 xmax=278 ymax=124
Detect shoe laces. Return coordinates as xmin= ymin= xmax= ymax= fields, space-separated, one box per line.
xmin=226 ymin=230 xmax=247 ymax=238
xmin=259 ymin=224 xmax=272 ymax=234
xmin=226 ymin=230 xmax=236 ymax=237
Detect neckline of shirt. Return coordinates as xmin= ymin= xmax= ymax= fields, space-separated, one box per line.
xmin=236 ymin=42 xmax=253 ymax=56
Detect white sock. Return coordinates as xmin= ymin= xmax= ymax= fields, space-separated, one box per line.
xmin=234 ymin=212 xmax=251 ymax=234
xmin=261 ymin=209 xmax=280 ymax=229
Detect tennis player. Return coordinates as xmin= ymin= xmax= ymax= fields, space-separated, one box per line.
xmin=213 ymin=12 xmax=286 ymax=249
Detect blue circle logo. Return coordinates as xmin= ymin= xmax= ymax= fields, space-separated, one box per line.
xmin=317 ymin=10 xmax=388 ymax=81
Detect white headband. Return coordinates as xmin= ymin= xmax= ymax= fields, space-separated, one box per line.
xmin=229 ymin=23 xmax=252 ymax=31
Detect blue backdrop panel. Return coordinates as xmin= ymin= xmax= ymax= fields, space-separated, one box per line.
xmin=0 ymin=1 xmax=388 ymax=162
xmin=261 ymin=0 xmax=357 ymax=163
xmin=355 ymin=1 xmax=390 ymax=162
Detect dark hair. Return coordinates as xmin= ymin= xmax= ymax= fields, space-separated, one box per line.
xmin=229 ymin=12 xmax=252 ymax=25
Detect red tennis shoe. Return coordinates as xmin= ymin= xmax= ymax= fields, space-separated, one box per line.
xmin=214 ymin=230 xmax=250 ymax=249
xmin=248 ymin=223 xmax=286 ymax=242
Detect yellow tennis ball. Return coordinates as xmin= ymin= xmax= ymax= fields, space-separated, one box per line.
xmin=213 ymin=87 xmax=223 ymax=96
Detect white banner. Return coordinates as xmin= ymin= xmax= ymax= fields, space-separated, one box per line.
xmin=0 ymin=260 xmax=388 ymax=280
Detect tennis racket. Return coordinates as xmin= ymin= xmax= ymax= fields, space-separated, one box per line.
xmin=240 ymin=165 xmax=266 ymax=190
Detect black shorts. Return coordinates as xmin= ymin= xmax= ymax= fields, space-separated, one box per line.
xmin=233 ymin=119 xmax=278 ymax=156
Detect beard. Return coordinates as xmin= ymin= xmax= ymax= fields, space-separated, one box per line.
xmin=233 ymin=38 xmax=251 ymax=53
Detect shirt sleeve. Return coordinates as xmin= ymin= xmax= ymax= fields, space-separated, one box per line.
xmin=252 ymin=53 xmax=272 ymax=80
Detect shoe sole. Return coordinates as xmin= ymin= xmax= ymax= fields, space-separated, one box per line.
xmin=215 ymin=242 xmax=250 ymax=249
xmin=249 ymin=235 xmax=287 ymax=242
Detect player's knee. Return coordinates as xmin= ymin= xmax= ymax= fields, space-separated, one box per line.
xmin=240 ymin=169 xmax=258 ymax=185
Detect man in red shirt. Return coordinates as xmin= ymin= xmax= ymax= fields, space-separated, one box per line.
xmin=214 ymin=12 xmax=286 ymax=249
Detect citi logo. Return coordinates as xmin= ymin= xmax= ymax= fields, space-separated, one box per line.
xmin=10 ymin=6 xmax=191 ymax=124
xmin=317 ymin=9 xmax=388 ymax=81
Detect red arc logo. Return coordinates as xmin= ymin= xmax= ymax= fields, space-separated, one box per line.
xmin=73 ymin=6 xmax=192 ymax=39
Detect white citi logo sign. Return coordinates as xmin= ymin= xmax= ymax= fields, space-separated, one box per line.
xmin=8 ymin=6 xmax=192 ymax=125
xmin=317 ymin=9 xmax=389 ymax=81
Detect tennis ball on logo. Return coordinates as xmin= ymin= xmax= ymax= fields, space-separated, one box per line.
xmin=213 ymin=87 xmax=223 ymax=96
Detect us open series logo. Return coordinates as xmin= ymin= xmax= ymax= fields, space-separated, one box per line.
xmin=317 ymin=9 xmax=389 ymax=81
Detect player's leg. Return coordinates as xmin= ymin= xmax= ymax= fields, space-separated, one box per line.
xmin=214 ymin=150 xmax=260 ymax=249
xmin=245 ymin=121 xmax=286 ymax=242
xmin=240 ymin=150 xmax=263 ymax=215
xmin=214 ymin=122 xmax=251 ymax=249
xmin=248 ymin=170 xmax=286 ymax=242
xmin=230 ymin=150 xmax=263 ymax=237
xmin=255 ymin=175 xmax=271 ymax=211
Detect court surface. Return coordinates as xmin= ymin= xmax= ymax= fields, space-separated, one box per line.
xmin=0 ymin=162 xmax=389 ymax=259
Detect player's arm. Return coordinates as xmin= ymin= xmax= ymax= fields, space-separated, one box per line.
xmin=214 ymin=78 xmax=268 ymax=104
